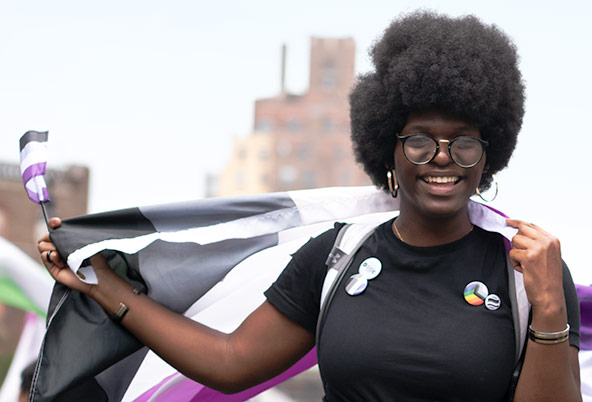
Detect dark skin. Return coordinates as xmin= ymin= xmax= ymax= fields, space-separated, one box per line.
xmin=38 ymin=110 xmax=581 ymax=400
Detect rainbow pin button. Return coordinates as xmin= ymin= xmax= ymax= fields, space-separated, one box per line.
xmin=463 ymin=281 xmax=489 ymax=306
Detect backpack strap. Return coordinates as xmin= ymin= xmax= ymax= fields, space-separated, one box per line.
xmin=506 ymin=251 xmax=530 ymax=363
xmin=316 ymin=222 xmax=381 ymax=347
xmin=505 ymin=239 xmax=530 ymax=400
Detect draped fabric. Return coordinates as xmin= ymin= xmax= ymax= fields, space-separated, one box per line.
xmin=23 ymin=187 xmax=592 ymax=401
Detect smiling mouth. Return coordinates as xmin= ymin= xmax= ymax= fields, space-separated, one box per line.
xmin=421 ymin=176 xmax=461 ymax=184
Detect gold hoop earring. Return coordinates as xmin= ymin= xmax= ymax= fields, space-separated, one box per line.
xmin=475 ymin=178 xmax=498 ymax=202
xmin=387 ymin=169 xmax=399 ymax=198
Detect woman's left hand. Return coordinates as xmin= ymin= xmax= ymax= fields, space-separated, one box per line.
xmin=506 ymin=219 xmax=564 ymax=313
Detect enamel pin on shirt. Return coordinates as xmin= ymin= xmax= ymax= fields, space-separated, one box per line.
xmin=464 ymin=281 xmax=489 ymax=306
xmin=345 ymin=257 xmax=382 ymax=296
xmin=463 ymin=281 xmax=501 ymax=310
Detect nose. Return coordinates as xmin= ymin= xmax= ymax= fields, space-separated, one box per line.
xmin=432 ymin=139 xmax=453 ymax=166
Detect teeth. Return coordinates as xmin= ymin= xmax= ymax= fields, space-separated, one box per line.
xmin=424 ymin=176 xmax=458 ymax=184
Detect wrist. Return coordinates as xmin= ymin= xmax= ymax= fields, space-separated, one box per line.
xmin=88 ymin=270 xmax=130 ymax=306
xmin=530 ymin=300 xmax=568 ymax=333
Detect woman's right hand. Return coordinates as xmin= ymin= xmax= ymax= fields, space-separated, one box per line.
xmin=37 ymin=217 xmax=94 ymax=295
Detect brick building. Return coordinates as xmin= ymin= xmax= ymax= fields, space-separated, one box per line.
xmin=212 ymin=37 xmax=370 ymax=197
xmin=0 ymin=162 xmax=89 ymax=259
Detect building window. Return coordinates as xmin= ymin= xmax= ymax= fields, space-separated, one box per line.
xmin=238 ymin=146 xmax=247 ymax=159
xmin=279 ymin=166 xmax=297 ymax=184
xmin=302 ymin=171 xmax=316 ymax=188
xmin=333 ymin=147 xmax=344 ymax=160
xmin=277 ymin=141 xmax=292 ymax=157
xmin=259 ymin=148 xmax=269 ymax=160
xmin=322 ymin=60 xmax=337 ymax=88
xmin=235 ymin=172 xmax=245 ymax=189
xmin=340 ymin=171 xmax=351 ymax=185
xmin=322 ymin=118 xmax=335 ymax=133
xmin=298 ymin=146 xmax=310 ymax=160
xmin=255 ymin=119 xmax=273 ymax=133
xmin=286 ymin=119 xmax=302 ymax=133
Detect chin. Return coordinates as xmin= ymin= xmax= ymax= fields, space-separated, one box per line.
xmin=416 ymin=198 xmax=471 ymax=220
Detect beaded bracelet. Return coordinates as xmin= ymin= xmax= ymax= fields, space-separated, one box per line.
xmin=528 ymin=324 xmax=570 ymax=345
xmin=110 ymin=287 xmax=143 ymax=322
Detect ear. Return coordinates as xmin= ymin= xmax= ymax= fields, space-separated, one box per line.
xmin=482 ymin=164 xmax=490 ymax=175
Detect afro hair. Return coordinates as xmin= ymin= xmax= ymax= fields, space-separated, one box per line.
xmin=350 ymin=11 xmax=525 ymax=191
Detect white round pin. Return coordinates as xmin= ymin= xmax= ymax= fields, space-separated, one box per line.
xmin=485 ymin=294 xmax=501 ymax=311
xmin=345 ymin=273 xmax=368 ymax=296
xmin=358 ymin=257 xmax=382 ymax=280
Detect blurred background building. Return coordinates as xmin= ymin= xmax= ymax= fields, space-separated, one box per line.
xmin=208 ymin=37 xmax=370 ymax=197
xmin=0 ymin=162 xmax=89 ymax=387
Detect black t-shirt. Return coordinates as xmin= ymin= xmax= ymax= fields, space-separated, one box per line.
xmin=265 ymin=219 xmax=581 ymax=402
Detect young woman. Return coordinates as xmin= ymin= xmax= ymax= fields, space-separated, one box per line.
xmin=38 ymin=11 xmax=581 ymax=401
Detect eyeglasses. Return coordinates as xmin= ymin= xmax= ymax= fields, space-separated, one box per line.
xmin=397 ymin=133 xmax=488 ymax=168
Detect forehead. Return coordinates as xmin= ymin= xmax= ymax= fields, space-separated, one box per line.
xmin=403 ymin=110 xmax=480 ymax=137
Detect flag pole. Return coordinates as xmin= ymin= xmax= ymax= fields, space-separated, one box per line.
xmin=40 ymin=201 xmax=50 ymax=231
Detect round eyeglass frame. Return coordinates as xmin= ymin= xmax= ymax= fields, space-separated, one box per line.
xmin=396 ymin=133 xmax=489 ymax=168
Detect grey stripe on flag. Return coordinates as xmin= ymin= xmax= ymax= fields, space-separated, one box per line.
xmin=139 ymin=233 xmax=278 ymax=312
xmin=95 ymin=347 xmax=150 ymax=402
xmin=140 ymin=192 xmax=296 ymax=231
xmin=20 ymin=130 xmax=48 ymax=150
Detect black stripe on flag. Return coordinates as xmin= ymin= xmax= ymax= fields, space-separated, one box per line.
xmin=140 ymin=192 xmax=298 ymax=231
xmin=50 ymin=207 xmax=156 ymax=258
xmin=19 ymin=130 xmax=49 ymax=150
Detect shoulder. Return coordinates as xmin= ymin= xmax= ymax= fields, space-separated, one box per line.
xmin=289 ymin=222 xmax=347 ymax=266
xmin=264 ymin=222 xmax=347 ymax=333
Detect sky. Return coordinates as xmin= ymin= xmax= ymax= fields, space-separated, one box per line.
xmin=1 ymin=0 xmax=591 ymax=283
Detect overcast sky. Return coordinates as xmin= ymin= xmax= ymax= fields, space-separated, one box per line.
xmin=1 ymin=0 xmax=591 ymax=284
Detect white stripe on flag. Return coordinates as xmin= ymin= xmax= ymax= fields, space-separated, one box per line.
xmin=19 ymin=142 xmax=49 ymax=174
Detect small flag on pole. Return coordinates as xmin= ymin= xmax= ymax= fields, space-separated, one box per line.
xmin=19 ymin=130 xmax=51 ymax=204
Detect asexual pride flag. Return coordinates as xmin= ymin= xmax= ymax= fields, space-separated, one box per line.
xmin=26 ymin=186 xmax=591 ymax=401
xmin=19 ymin=130 xmax=50 ymax=204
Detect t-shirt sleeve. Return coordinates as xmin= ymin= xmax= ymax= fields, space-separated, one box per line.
xmin=264 ymin=223 xmax=344 ymax=334
xmin=562 ymin=261 xmax=581 ymax=349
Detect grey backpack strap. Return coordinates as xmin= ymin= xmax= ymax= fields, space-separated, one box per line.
xmin=506 ymin=243 xmax=531 ymax=401
xmin=316 ymin=222 xmax=380 ymax=347
xmin=505 ymin=248 xmax=530 ymax=364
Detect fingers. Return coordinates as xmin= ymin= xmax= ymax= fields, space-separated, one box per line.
xmin=38 ymin=217 xmax=65 ymax=267
xmin=506 ymin=219 xmax=553 ymax=238
xmin=48 ymin=217 xmax=62 ymax=230
xmin=37 ymin=239 xmax=66 ymax=268
xmin=506 ymin=218 xmax=562 ymax=274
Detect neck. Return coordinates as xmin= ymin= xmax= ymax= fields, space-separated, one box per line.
xmin=394 ymin=203 xmax=473 ymax=247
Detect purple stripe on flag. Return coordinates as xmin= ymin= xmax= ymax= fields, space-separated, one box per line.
xmin=22 ymin=162 xmax=47 ymax=184
xmin=482 ymin=204 xmax=509 ymax=218
xmin=577 ymin=285 xmax=592 ymax=351
xmin=134 ymin=348 xmax=317 ymax=402
xmin=133 ymin=373 xmax=179 ymax=402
